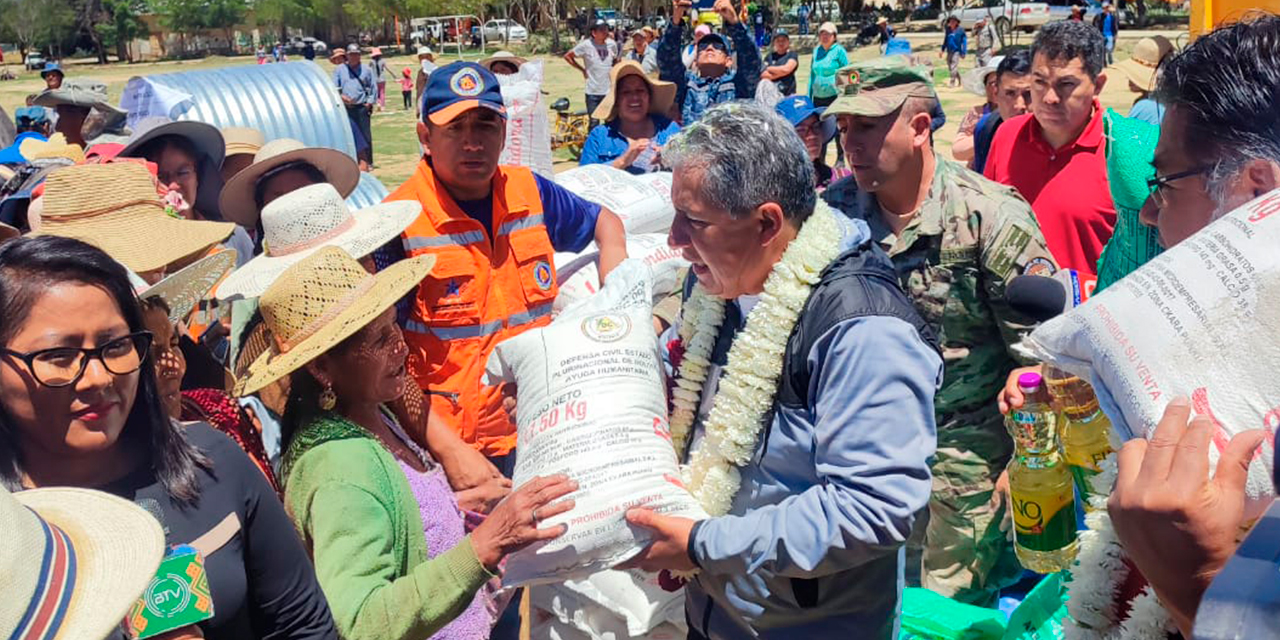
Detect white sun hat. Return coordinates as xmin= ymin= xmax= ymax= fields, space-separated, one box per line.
xmin=216 ymin=182 xmax=420 ymax=300
xmin=0 ymin=485 xmax=165 ymax=640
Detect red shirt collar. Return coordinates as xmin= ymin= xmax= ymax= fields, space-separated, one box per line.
xmin=1026 ymin=99 xmax=1105 ymax=153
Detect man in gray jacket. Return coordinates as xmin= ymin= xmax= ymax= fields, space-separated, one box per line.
xmin=622 ymin=102 xmax=942 ymax=639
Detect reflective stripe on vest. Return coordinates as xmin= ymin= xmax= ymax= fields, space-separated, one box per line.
xmin=403 ymin=300 xmax=553 ymax=339
xmin=497 ymin=213 xmax=545 ymax=236
xmin=403 ymin=230 xmax=486 ymax=250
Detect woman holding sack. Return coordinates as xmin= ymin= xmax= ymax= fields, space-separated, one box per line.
xmin=236 ymin=246 xmax=577 ymax=640
xmin=579 ymin=59 xmax=681 ymax=174
xmin=0 ymin=235 xmax=336 ymax=639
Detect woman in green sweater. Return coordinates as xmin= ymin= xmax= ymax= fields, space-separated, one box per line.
xmin=236 ymin=245 xmax=576 ymax=640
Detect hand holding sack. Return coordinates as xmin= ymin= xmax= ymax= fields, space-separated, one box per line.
xmin=484 ymin=260 xmax=708 ymax=587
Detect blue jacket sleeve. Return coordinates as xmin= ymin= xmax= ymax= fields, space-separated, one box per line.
xmin=726 ymin=23 xmax=761 ymax=99
xmin=690 ymin=316 xmax=942 ymax=578
xmin=658 ymin=23 xmax=689 ymax=106
xmin=579 ymin=124 xmax=610 ymax=166
xmin=961 ymin=31 xmax=968 ymax=55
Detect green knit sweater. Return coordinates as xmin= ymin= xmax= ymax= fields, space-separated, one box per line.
xmin=281 ymin=412 xmax=494 ymax=640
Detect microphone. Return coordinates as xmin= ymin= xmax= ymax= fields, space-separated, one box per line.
xmin=1007 ymin=275 xmax=1068 ymax=323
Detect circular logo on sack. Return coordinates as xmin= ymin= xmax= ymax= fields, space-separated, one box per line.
xmin=450 ymin=68 xmax=484 ymax=96
xmin=581 ymin=313 xmax=632 ymax=343
xmin=534 ymin=261 xmax=553 ymax=290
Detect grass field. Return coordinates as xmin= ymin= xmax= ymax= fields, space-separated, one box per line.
xmin=0 ymin=31 xmax=1172 ymax=190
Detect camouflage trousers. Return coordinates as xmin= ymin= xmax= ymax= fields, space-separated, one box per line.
xmin=919 ymin=406 xmax=1023 ymax=607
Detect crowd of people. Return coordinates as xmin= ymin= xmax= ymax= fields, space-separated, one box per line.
xmin=2 ymin=5 xmax=1279 ymax=640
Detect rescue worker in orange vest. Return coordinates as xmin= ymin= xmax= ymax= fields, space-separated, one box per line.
xmin=382 ymin=61 xmax=628 ymax=475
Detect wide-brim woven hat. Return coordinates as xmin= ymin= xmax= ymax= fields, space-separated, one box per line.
xmin=142 ymin=249 xmax=238 ymax=322
xmin=235 ymin=246 xmax=436 ymax=395
xmin=0 ymin=486 xmax=164 ymax=640
xmin=480 ymin=51 xmax=527 ymax=71
xmin=961 ymin=55 xmax=1004 ymax=96
xmin=592 ymin=60 xmax=677 ymax=122
xmin=32 ymin=162 xmax=234 ymax=273
xmin=223 ymin=126 xmax=266 ymax=159
xmin=1111 ymin=35 xmax=1174 ymax=93
xmin=216 ymin=182 xmax=420 ymax=300
xmin=20 ymin=133 xmax=86 ymax=163
xmin=219 ymin=138 xmax=361 ymax=228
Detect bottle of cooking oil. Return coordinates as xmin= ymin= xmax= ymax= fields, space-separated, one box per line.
xmin=1006 ymin=371 xmax=1078 ymax=573
xmin=1044 ymin=366 xmax=1114 ymax=507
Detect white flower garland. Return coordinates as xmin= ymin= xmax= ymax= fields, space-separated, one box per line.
xmin=667 ymin=201 xmax=844 ymax=516
xmin=1065 ymin=454 xmax=1175 ymax=640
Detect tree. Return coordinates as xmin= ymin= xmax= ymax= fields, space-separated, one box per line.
xmin=1 ymin=0 xmax=75 ymax=57
xmin=96 ymin=0 xmax=150 ymax=62
xmin=206 ymin=0 xmax=248 ymax=51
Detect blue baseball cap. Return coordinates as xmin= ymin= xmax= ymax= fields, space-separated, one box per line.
xmin=776 ymin=95 xmax=837 ymax=143
xmin=775 ymin=95 xmax=822 ymax=127
xmin=40 ymin=62 xmax=62 ymax=79
xmin=421 ymin=61 xmax=507 ymax=126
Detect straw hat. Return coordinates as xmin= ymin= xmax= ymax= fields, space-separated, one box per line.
xmin=1111 ymin=36 xmax=1174 ymax=93
xmin=235 ymin=246 xmax=436 ymax=395
xmin=223 ymin=126 xmax=266 ymax=159
xmin=417 ymin=46 xmax=435 ymax=60
xmin=480 ymin=50 xmax=527 ymax=72
xmin=819 ymin=21 xmax=839 ymax=35
xmin=216 ymin=182 xmax=420 ymax=300
xmin=19 ymin=132 xmax=85 ymax=163
xmin=142 ymin=249 xmax=238 ymax=322
xmin=329 ymin=49 xmax=347 ymax=65
xmin=119 ymin=117 xmax=227 ymax=219
xmin=962 ymin=54 xmax=1006 ymax=96
xmin=219 ymin=138 xmax=361 ymax=227
xmin=0 ymin=486 xmax=165 ymax=640
xmin=32 ymin=162 xmax=234 ymax=273
xmin=592 ymin=60 xmax=677 ymax=122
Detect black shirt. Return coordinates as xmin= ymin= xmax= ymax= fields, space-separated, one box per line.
xmin=766 ymin=50 xmax=799 ymax=96
xmin=102 ymin=422 xmax=337 ymax=640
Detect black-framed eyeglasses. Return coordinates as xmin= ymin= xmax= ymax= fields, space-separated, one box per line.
xmin=0 ymin=332 xmax=153 ymax=388
xmin=1147 ymin=166 xmax=1211 ymax=209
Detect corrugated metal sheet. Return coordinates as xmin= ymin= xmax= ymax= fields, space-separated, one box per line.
xmin=140 ymin=60 xmax=391 ymax=206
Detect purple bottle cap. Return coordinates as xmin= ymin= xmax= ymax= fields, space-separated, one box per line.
xmin=1018 ymin=372 xmax=1043 ymax=392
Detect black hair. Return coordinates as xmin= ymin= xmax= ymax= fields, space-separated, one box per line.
xmin=279 ymin=329 xmax=366 ymax=454
xmin=1029 ymin=19 xmax=1106 ymax=79
xmin=490 ymin=61 xmax=520 ymax=75
xmin=15 ymin=116 xmax=47 ymax=135
xmin=0 ymin=236 xmax=210 ymax=502
xmin=1154 ymin=13 xmax=1280 ymax=195
xmin=996 ymin=49 xmax=1033 ymax=83
xmin=135 ymin=133 xmax=201 ymax=168
xmin=251 ymin=160 xmax=328 ymax=210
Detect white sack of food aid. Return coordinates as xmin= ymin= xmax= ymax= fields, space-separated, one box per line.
xmin=531 ymin=598 xmax=686 ymax=640
xmin=1026 ymin=189 xmax=1280 ymax=517
xmin=484 ymin=259 xmax=708 ymax=587
xmin=554 ymin=234 xmax=689 ymax=314
xmin=530 ymin=569 xmax=686 ymax=637
xmin=554 ymin=165 xmax=676 ymax=235
xmin=496 ymin=60 xmax=554 ymax=178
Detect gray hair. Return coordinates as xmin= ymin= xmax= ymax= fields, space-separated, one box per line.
xmin=662 ymin=101 xmax=816 ymax=223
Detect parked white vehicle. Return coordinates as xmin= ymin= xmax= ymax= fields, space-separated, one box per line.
xmin=940 ymin=0 xmax=1053 ymax=39
xmin=482 ymin=19 xmax=529 ymax=42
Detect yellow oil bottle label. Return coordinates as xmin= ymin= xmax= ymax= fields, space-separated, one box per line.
xmin=1011 ymin=485 xmax=1077 ymax=552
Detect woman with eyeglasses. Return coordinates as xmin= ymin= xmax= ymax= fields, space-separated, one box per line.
xmin=0 ymin=235 xmax=337 ymax=639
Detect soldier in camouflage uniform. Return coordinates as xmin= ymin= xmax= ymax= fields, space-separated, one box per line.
xmin=820 ymin=58 xmax=1057 ymax=607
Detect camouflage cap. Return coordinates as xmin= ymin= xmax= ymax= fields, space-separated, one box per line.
xmin=823 ymin=57 xmax=938 ymax=119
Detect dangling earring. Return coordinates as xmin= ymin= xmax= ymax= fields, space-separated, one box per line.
xmin=319 ymin=384 xmax=337 ymax=411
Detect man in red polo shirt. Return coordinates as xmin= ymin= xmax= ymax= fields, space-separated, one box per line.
xmin=984 ymin=20 xmax=1114 ymax=275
